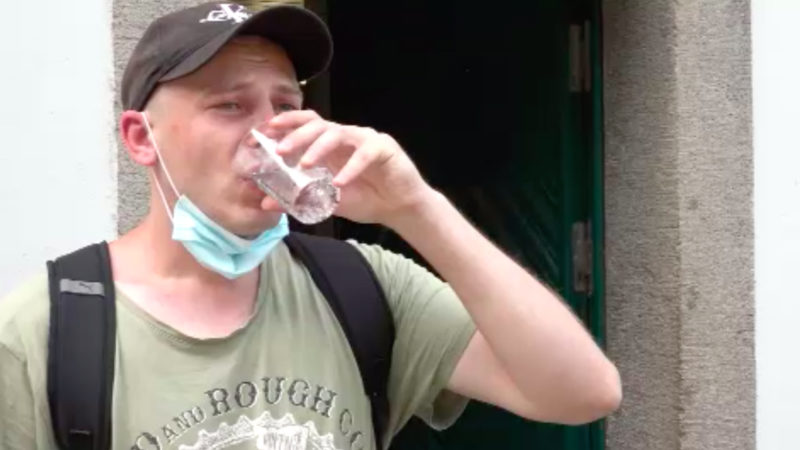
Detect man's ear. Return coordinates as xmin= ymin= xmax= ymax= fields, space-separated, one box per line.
xmin=120 ymin=110 xmax=157 ymax=167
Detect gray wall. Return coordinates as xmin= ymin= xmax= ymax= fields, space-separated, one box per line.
xmin=113 ymin=0 xmax=207 ymax=234
xmin=604 ymin=1 xmax=754 ymax=449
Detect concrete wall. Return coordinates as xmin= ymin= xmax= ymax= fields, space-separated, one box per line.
xmin=603 ymin=2 xmax=682 ymax=446
xmin=0 ymin=0 xmax=118 ymax=296
xmin=604 ymin=1 xmax=755 ymax=449
xmin=752 ymin=2 xmax=800 ymax=448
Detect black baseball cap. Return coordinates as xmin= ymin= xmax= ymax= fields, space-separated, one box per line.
xmin=121 ymin=2 xmax=333 ymax=111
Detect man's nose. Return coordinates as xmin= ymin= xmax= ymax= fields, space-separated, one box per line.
xmin=259 ymin=102 xmax=281 ymax=124
xmin=252 ymin=105 xmax=281 ymax=138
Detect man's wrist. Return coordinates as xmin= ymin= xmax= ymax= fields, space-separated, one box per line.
xmin=384 ymin=187 xmax=451 ymax=238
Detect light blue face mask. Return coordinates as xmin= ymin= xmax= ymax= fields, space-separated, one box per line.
xmin=142 ymin=112 xmax=289 ymax=279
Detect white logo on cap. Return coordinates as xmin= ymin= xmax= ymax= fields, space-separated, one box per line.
xmin=200 ymin=4 xmax=251 ymax=24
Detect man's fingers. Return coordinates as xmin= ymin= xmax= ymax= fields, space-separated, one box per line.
xmin=333 ymin=141 xmax=386 ymax=187
xmin=275 ymin=119 xmax=328 ymax=163
xmin=299 ymin=127 xmax=345 ymax=168
xmin=269 ymin=110 xmax=321 ymax=131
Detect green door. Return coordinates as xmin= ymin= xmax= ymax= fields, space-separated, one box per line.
xmin=306 ymin=0 xmax=606 ymax=448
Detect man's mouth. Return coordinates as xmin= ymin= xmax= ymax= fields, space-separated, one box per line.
xmin=239 ymin=178 xmax=266 ymax=198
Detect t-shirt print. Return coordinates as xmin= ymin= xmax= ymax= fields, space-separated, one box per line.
xmin=130 ymin=374 xmax=370 ymax=450
xmin=183 ymin=412 xmax=336 ymax=450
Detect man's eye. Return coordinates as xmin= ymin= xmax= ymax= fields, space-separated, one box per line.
xmin=215 ymin=102 xmax=242 ymax=112
xmin=276 ymin=103 xmax=298 ymax=113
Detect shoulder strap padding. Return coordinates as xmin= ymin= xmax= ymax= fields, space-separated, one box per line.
xmin=47 ymin=242 xmax=115 ymax=450
xmin=283 ymin=233 xmax=395 ymax=446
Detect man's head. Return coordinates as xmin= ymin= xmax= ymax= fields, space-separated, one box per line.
xmin=118 ymin=2 xmax=332 ymax=236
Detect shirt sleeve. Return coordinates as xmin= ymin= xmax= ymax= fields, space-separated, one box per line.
xmin=0 ymin=341 xmax=37 ymax=449
xmin=0 ymin=273 xmax=56 ymax=449
xmin=350 ymin=241 xmax=477 ymax=444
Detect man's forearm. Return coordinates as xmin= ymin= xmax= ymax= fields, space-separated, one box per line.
xmin=387 ymin=189 xmax=620 ymax=417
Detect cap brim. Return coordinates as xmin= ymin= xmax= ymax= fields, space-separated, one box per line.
xmin=161 ymin=4 xmax=332 ymax=83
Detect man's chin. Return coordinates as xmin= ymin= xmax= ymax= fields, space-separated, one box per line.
xmin=238 ymin=213 xmax=285 ymax=237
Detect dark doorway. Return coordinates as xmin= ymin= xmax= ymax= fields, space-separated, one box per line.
xmin=304 ymin=1 xmax=606 ymax=448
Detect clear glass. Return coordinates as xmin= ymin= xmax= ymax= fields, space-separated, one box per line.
xmin=232 ymin=126 xmax=340 ymax=224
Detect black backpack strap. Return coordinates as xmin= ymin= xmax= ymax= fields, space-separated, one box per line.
xmin=47 ymin=242 xmax=116 ymax=450
xmin=284 ymin=233 xmax=395 ymax=446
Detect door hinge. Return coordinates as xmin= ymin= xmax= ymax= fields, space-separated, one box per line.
xmin=569 ymin=21 xmax=592 ymax=93
xmin=572 ymin=221 xmax=593 ymax=294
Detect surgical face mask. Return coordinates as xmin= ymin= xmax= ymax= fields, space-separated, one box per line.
xmin=141 ymin=112 xmax=289 ymax=279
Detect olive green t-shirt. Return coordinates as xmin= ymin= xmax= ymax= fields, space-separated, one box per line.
xmin=0 ymin=241 xmax=476 ymax=450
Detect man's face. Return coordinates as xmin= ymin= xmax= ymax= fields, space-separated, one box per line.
xmin=146 ymin=36 xmax=302 ymax=236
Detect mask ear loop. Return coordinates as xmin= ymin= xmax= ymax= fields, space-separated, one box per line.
xmin=141 ymin=112 xmax=179 ymax=221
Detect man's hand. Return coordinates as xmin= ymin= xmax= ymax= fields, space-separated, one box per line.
xmin=264 ymin=110 xmax=434 ymax=225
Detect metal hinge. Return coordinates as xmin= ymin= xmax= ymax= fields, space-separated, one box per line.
xmin=569 ymin=21 xmax=592 ymax=93
xmin=572 ymin=221 xmax=593 ymax=294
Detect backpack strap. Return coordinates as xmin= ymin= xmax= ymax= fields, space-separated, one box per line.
xmin=284 ymin=233 xmax=395 ymax=446
xmin=47 ymin=242 xmax=116 ymax=450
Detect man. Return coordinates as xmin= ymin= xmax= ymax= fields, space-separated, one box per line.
xmin=0 ymin=2 xmax=621 ymax=449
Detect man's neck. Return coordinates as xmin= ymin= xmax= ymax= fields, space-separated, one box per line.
xmin=109 ymin=209 xmax=261 ymax=339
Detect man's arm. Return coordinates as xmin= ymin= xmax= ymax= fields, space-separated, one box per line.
xmin=267 ymin=110 xmax=622 ymax=425
xmin=386 ymin=191 xmax=621 ymax=425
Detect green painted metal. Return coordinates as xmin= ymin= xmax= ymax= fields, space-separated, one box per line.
xmin=587 ymin=0 xmax=607 ymax=449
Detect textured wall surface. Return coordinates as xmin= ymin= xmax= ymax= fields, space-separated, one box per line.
xmin=604 ymin=1 xmax=754 ymax=449
xmin=673 ymin=3 xmax=754 ymax=449
xmin=604 ymin=1 xmax=682 ymax=447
